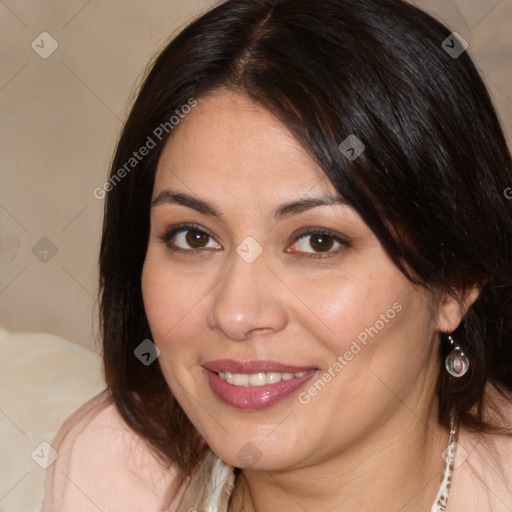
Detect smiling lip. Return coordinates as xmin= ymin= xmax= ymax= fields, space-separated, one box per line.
xmin=202 ymin=359 xmax=317 ymax=374
xmin=202 ymin=359 xmax=318 ymax=410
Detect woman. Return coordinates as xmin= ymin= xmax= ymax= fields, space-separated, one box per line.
xmin=42 ymin=0 xmax=512 ymax=510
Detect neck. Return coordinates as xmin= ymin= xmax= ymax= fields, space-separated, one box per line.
xmin=228 ymin=405 xmax=450 ymax=512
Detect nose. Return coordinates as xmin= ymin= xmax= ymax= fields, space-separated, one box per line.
xmin=207 ymin=247 xmax=288 ymax=341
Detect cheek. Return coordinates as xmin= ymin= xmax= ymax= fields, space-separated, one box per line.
xmin=141 ymin=255 xmax=206 ymax=343
xmin=287 ymin=267 xmax=409 ymax=356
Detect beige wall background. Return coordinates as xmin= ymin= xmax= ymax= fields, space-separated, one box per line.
xmin=1 ymin=0 xmax=511 ymax=353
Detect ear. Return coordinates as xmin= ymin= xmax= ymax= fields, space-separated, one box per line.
xmin=435 ymin=284 xmax=481 ymax=333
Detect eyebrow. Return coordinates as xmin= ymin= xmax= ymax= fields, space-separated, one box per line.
xmin=151 ymin=189 xmax=348 ymax=222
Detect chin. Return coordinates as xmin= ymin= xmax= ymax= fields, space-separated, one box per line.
xmin=209 ymin=438 xmax=307 ymax=472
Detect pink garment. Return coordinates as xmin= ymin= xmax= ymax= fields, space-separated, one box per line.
xmin=41 ymin=389 xmax=186 ymax=512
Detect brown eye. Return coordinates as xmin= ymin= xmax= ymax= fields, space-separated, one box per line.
xmin=185 ymin=229 xmax=210 ymax=248
xmin=288 ymin=228 xmax=350 ymax=258
xmin=308 ymin=234 xmax=335 ymax=252
xmin=160 ymin=224 xmax=221 ymax=252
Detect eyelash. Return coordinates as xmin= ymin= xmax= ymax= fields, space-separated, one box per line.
xmin=158 ymin=223 xmax=350 ymax=259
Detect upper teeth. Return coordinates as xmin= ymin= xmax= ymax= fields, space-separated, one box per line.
xmin=217 ymin=371 xmax=307 ymax=386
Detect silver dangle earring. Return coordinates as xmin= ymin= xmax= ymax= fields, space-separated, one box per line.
xmin=445 ymin=335 xmax=469 ymax=378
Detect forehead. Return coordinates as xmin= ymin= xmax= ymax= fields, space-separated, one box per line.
xmin=153 ymin=90 xmax=335 ymax=200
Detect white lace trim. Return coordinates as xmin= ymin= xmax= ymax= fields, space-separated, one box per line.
xmin=431 ymin=430 xmax=458 ymax=512
xmin=175 ymin=449 xmax=235 ymax=512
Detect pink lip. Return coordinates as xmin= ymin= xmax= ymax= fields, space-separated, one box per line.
xmin=202 ymin=360 xmax=318 ymax=410
xmin=202 ymin=359 xmax=317 ymax=374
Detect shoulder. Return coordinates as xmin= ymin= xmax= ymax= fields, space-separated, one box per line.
xmin=449 ymin=388 xmax=512 ymax=512
xmin=41 ymin=389 xmax=187 ymax=512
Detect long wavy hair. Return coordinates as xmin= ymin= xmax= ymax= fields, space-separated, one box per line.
xmin=99 ymin=0 xmax=512 ymax=496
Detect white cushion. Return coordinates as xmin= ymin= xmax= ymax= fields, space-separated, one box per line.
xmin=0 ymin=327 xmax=105 ymax=512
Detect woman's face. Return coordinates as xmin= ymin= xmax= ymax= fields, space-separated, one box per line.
xmin=141 ymin=89 xmax=456 ymax=470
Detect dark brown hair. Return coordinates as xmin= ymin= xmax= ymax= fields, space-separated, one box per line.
xmin=99 ymin=0 xmax=512 ymax=490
